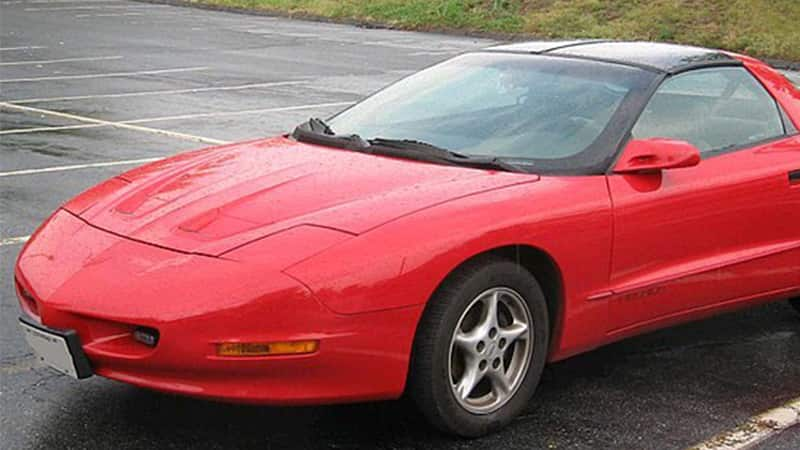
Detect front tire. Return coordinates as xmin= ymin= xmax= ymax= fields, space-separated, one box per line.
xmin=408 ymin=257 xmax=550 ymax=437
xmin=790 ymin=298 xmax=800 ymax=315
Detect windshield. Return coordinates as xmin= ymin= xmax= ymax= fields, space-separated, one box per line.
xmin=327 ymin=52 xmax=657 ymax=174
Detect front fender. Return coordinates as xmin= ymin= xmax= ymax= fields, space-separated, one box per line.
xmin=285 ymin=176 xmax=611 ymax=313
xmin=284 ymin=175 xmax=615 ymax=361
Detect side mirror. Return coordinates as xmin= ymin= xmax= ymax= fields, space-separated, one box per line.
xmin=614 ymin=138 xmax=701 ymax=174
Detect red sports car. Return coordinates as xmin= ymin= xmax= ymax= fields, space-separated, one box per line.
xmin=15 ymin=41 xmax=800 ymax=437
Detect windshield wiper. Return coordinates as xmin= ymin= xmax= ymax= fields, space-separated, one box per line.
xmin=292 ymin=118 xmax=369 ymax=150
xmin=367 ymin=138 xmax=524 ymax=173
xmin=307 ymin=117 xmax=334 ymax=135
xmin=295 ymin=117 xmax=338 ymax=137
xmin=292 ymin=122 xmax=525 ymax=173
xmin=368 ymin=137 xmax=466 ymax=158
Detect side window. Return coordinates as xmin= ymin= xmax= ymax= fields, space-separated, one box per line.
xmin=631 ymin=67 xmax=785 ymax=155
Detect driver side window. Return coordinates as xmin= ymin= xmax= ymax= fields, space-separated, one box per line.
xmin=631 ymin=67 xmax=785 ymax=155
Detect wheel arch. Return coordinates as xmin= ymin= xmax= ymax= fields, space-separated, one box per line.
xmin=484 ymin=245 xmax=563 ymax=344
xmin=411 ymin=244 xmax=564 ymax=364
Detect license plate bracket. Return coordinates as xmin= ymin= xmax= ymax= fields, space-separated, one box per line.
xmin=19 ymin=316 xmax=93 ymax=379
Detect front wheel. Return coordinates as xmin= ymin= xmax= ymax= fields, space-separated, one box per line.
xmin=408 ymin=257 xmax=550 ymax=437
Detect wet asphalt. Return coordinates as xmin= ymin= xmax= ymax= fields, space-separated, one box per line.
xmin=756 ymin=426 xmax=800 ymax=450
xmin=1 ymin=1 xmax=799 ymax=449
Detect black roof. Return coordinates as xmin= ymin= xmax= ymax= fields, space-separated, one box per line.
xmin=485 ymin=40 xmax=740 ymax=74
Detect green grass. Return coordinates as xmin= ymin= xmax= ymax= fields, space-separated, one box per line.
xmin=190 ymin=0 xmax=800 ymax=61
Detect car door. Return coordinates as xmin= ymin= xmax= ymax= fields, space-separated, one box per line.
xmin=606 ymin=66 xmax=800 ymax=332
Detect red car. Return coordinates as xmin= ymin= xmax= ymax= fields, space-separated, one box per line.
xmin=15 ymin=41 xmax=800 ymax=437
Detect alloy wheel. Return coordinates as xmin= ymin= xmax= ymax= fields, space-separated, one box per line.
xmin=447 ymin=287 xmax=534 ymax=414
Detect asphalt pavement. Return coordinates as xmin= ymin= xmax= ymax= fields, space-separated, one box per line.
xmin=756 ymin=426 xmax=800 ymax=450
xmin=1 ymin=1 xmax=799 ymax=449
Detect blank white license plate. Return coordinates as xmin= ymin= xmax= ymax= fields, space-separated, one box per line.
xmin=19 ymin=318 xmax=87 ymax=379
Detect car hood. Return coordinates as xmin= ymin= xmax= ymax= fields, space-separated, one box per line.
xmin=64 ymin=136 xmax=538 ymax=256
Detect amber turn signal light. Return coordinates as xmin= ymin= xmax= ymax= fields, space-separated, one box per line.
xmin=216 ymin=340 xmax=319 ymax=357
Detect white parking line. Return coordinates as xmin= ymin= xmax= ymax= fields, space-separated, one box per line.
xmin=0 ymin=55 xmax=122 ymax=67
xmin=0 ymin=46 xmax=47 ymax=51
xmin=0 ymin=102 xmax=229 ymax=144
xmin=0 ymin=66 xmax=207 ymax=83
xmin=123 ymin=101 xmax=354 ymax=123
xmin=0 ymin=236 xmax=31 ymax=247
xmin=688 ymin=397 xmax=800 ymax=450
xmin=7 ymin=80 xmax=309 ymax=104
xmin=0 ymin=123 xmax=105 ymax=134
xmin=0 ymin=157 xmax=162 ymax=178
xmin=0 ymin=101 xmax=353 ymax=135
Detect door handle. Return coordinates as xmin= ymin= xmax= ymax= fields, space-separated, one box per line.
xmin=790 ymin=170 xmax=800 ymax=185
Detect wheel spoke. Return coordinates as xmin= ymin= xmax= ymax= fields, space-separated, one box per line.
xmin=487 ymin=368 xmax=512 ymax=397
xmin=453 ymin=329 xmax=481 ymax=355
xmin=454 ymin=359 xmax=483 ymax=400
xmin=499 ymin=320 xmax=529 ymax=344
xmin=478 ymin=291 xmax=500 ymax=332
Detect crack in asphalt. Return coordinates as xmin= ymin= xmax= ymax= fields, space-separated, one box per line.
xmin=20 ymin=370 xmax=62 ymax=394
xmin=0 ymin=354 xmax=40 ymax=375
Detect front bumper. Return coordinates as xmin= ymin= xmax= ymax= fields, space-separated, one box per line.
xmin=16 ymin=210 xmax=423 ymax=405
